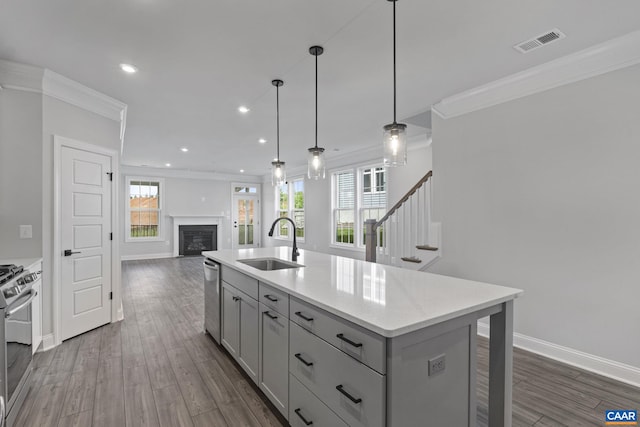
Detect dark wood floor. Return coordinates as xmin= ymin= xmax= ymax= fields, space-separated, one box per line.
xmin=13 ymin=257 xmax=640 ymax=427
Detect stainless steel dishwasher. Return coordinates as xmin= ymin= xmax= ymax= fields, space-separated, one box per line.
xmin=203 ymin=258 xmax=221 ymax=344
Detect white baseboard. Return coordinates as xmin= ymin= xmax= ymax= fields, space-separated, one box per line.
xmin=477 ymin=322 xmax=640 ymax=388
xmin=116 ymin=302 xmax=124 ymax=322
xmin=41 ymin=333 xmax=57 ymax=352
xmin=121 ymin=252 xmax=173 ymax=261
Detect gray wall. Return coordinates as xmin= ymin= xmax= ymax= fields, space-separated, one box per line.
xmin=119 ymin=168 xmax=235 ymax=258
xmin=430 ymin=64 xmax=640 ymax=368
xmin=0 ymin=89 xmax=43 ymax=258
xmin=41 ymin=95 xmax=121 ymax=337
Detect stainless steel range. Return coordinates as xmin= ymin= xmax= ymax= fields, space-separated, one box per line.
xmin=0 ymin=264 xmax=39 ymax=427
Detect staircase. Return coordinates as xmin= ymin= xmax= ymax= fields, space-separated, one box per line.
xmin=364 ymin=171 xmax=440 ymax=271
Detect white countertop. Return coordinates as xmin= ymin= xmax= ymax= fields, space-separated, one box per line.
xmin=203 ymin=247 xmax=522 ymax=338
xmin=0 ymin=257 xmax=43 ymax=271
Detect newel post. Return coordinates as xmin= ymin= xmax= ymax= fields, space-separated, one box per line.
xmin=364 ymin=219 xmax=377 ymax=263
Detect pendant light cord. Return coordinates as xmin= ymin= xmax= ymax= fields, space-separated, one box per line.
xmin=392 ymin=0 xmax=397 ymax=124
xmin=276 ymin=85 xmax=280 ymax=160
xmin=315 ymin=52 xmax=318 ymax=149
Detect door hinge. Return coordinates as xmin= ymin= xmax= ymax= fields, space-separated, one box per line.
xmin=109 ymin=232 xmax=113 ymax=241
xmin=109 ymin=292 xmax=113 ymax=300
xmin=106 ymin=172 xmax=113 ymax=181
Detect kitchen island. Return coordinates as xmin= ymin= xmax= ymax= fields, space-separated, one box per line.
xmin=203 ymin=247 xmax=522 ymax=427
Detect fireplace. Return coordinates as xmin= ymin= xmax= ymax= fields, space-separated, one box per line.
xmin=179 ymin=225 xmax=217 ymax=256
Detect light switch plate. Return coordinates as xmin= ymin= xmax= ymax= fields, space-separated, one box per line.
xmin=428 ymin=354 xmax=446 ymax=376
xmin=19 ymin=225 xmax=32 ymax=239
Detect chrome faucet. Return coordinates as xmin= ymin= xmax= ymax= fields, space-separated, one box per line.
xmin=268 ymin=217 xmax=300 ymax=262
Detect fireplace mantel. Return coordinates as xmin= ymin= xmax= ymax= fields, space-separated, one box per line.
xmin=170 ymin=215 xmax=223 ymax=257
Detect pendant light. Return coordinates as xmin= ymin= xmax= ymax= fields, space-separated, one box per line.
xmin=307 ymin=45 xmax=326 ymax=180
xmin=271 ymin=79 xmax=286 ymax=186
xmin=383 ymin=0 xmax=407 ymax=167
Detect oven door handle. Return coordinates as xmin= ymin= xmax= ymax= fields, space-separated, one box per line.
xmin=5 ymin=290 xmax=37 ymax=318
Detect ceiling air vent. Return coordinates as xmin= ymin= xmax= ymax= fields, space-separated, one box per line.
xmin=514 ymin=29 xmax=565 ymax=53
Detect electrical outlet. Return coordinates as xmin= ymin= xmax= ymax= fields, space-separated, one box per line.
xmin=19 ymin=225 xmax=32 ymax=239
xmin=428 ymin=354 xmax=446 ymax=376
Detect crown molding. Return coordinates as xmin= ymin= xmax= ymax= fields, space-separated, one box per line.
xmin=433 ymin=30 xmax=640 ymax=119
xmin=0 ymin=59 xmax=127 ymax=147
xmin=120 ymin=164 xmax=261 ymax=182
xmin=0 ymin=59 xmax=45 ymax=92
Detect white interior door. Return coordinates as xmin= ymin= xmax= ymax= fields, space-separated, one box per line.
xmin=232 ymin=184 xmax=260 ymax=249
xmin=60 ymin=146 xmax=112 ymax=341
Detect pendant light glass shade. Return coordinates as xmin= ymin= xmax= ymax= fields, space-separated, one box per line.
xmin=271 ymin=79 xmax=286 ymax=186
xmin=271 ymin=160 xmax=286 ymax=186
xmin=307 ymin=147 xmax=325 ymax=180
xmin=383 ymin=0 xmax=407 ymax=167
xmin=307 ymin=45 xmax=326 ymax=180
xmin=383 ymin=123 xmax=407 ymax=166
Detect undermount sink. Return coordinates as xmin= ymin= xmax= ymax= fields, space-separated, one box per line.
xmin=237 ymin=257 xmax=303 ymax=271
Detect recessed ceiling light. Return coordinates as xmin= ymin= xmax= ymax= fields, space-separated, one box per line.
xmin=258 ymin=138 xmax=267 ymax=144
xmin=165 ymin=163 xmax=171 ymax=167
xmin=238 ymin=106 xmax=250 ymax=114
xmin=180 ymin=147 xmax=189 ymax=152
xmin=240 ymin=169 xmax=245 ymax=173
xmin=120 ymin=63 xmax=138 ymax=74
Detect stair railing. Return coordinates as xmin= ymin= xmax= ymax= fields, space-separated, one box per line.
xmin=365 ymin=171 xmax=435 ymax=264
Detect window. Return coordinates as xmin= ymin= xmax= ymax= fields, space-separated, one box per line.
xmin=126 ymin=177 xmax=164 ymax=241
xmin=332 ymin=166 xmax=386 ymax=248
xmin=275 ymin=178 xmax=305 ymax=240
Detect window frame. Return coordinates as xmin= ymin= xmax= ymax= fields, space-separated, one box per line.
xmin=274 ymin=177 xmax=305 ymax=242
xmin=330 ymin=164 xmax=387 ymax=250
xmin=125 ymin=176 xmax=165 ymax=242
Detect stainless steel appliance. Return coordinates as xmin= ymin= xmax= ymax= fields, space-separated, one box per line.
xmin=203 ymin=258 xmax=221 ymax=344
xmin=0 ymin=264 xmax=39 ymax=427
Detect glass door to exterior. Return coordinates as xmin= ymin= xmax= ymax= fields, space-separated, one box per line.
xmin=232 ymin=184 xmax=260 ymax=249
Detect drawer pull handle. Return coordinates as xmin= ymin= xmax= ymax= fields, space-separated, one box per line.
xmin=336 ymin=333 xmax=363 ymax=348
xmin=294 ymin=353 xmax=314 ymax=367
xmin=336 ymin=384 xmax=362 ymax=404
xmin=295 ymin=311 xmax=314 ymax=322
xmin=264 ymin=311 xmax=278 ymax=320
xmin=294 ymin=408 xmax=313 ymax=425
xmin=264 ymin=294 xmax=279 ymax=302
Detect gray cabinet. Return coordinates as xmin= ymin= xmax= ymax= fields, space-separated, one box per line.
xmin=221 ymin=283 xmax=239 ymax=358
xmin=238 ymin=289 xmax=259 ymax=382
xmin=259 ymin=302 xmax=289 ymax=417
xmin=221 ymin=281 xmax=259 ymax=384
xmin=290 ymin=374 xmax=348 ymax=427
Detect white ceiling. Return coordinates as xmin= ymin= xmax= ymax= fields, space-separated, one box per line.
xmin=2 ymin=0 xmax=640 ymax=176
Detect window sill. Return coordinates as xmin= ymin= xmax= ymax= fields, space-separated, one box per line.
xmin=328 ymin=244 xmax=365 ymax=253
xmin=125 ymin=237 xmax=164 ymax=243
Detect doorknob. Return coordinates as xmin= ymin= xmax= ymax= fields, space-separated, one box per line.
xmin=64 ymin=249 xmax=81 ymax=256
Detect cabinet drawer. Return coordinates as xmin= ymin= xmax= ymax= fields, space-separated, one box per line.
xmin=290 ymin=323 xmax=385 ymax=427
xmin=259 ymin=283 xmax=289 ymax=316
xmin=222 ymin=266 xmax=258 ymax=300
xmin=290 ymin=297 xmax=386 ymax=374
xmin=289 ymin=374 xmax=348 ymax=427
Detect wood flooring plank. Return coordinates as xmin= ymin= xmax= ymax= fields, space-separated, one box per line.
xmin=60 ymin=369 xmax=98 ymax=417
xmin=195 ymin=358 xmax=241 ymax=405
xmin=153 ymin=384 xmax=195 ymax=427
xmin=534 ymin=416 xmax=569 ymax=427
xmin=21 ymin=380 xmax=69 ymax=427
xmin=98 ymin=321 xmax=122 ymax=360
xmin=217 ymin=401 xmax=262 ymax=427
xmin=125 ymin=384 xmax=161 ymax=427
xmin=192 ymin=409 xmax=229 ymax=427
xmin=57 ymin=409 xmax=93 ymax=427
xmin=92 ymin=356 xmax=125 ymax=427
xmin=166 ymin=346 xmax=217 ymax=416
xmin=234 ymin=378 xmax=285 ymax=427
xmin=47 ymin=337 xmax=81 ymax=374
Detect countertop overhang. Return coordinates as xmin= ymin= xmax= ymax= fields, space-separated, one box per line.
xmin=203 ymin=247 xmax=522 ymax=338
